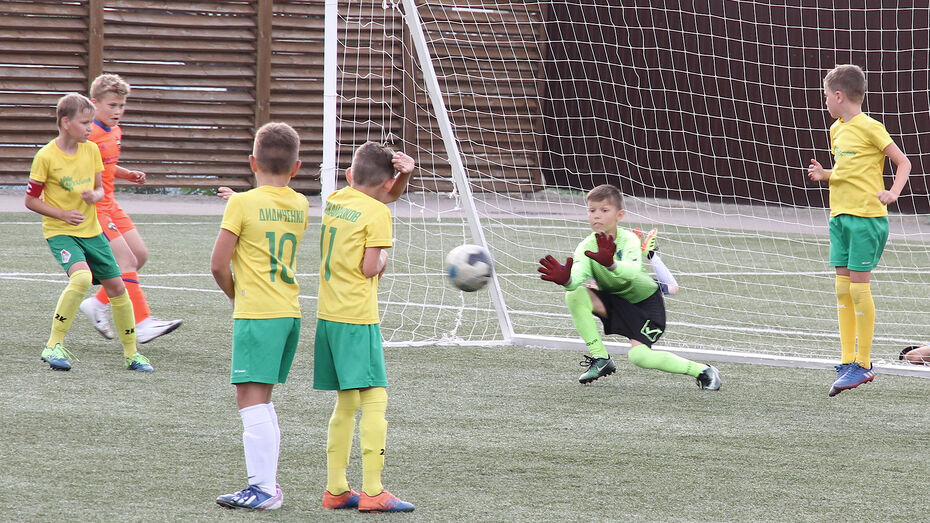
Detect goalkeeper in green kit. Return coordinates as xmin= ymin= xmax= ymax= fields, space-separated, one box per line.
xmin=537 ymin=184 xmax=721 ymax=389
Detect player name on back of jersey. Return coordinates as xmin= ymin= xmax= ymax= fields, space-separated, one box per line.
xmin=258 ymin=208 xmax=305 ymax=223
xmin=323 ymin=201 xmax=361 ymax=223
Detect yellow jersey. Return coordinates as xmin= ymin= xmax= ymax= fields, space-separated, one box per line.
xmin=317 ymin=186 xmax=393 ymax=324
xmin=220 ymin=185 xmax=310 ymax=319
xmin=28 ymin=140 xmax=104 ymax=239
xmin=828 ymin=113 xmax=894 ymax=218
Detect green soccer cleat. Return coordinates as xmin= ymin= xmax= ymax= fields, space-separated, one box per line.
xmin=579 ymin=355 xmax=617 ymax=384
xmin=696 ymin=365 xmax=722 ymax=390
xmin=41 ymin=343 xmax=74 ymax=371
xmin=125 ymin=352 xmax=154 ymax=372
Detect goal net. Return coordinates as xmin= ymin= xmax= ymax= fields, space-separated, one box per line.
xmin=329 ymin=1 xmax=930 ymax=371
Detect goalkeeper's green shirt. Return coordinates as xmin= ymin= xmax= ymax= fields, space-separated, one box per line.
xmin=564 ymin=226 xmax=658 ymax=304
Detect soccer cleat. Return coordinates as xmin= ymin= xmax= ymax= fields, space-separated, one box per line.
xmin=578 ymin=355 xmax=617 ymax=384
xmin=40 ymin=343 xmax=73 ymax=371
xmin=828 ymin=363 xmax=853 ymax=397
xmin=216 ymin=485 xmax=283 ymax=510
xmin=323 ymin=489 xmax=360 ymax=510
xmin=831 ymin=362 xmax=874 ymax=393
xmin=136 ymin=317 xmax=183 ymax=344
xmin=640 ymin=227 xmax=658 ymax=258
xmin=358 ymin=490 xmax=414 ymax=513
xmin=80 ymin=297 xmax=115 ymax=340
xmin=696 ymin=365 xmax=722 ymax=390
xmin=125 ymin=352 xmax=154 ymax=372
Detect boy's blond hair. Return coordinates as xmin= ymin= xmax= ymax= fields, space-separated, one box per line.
xmin=56 ymin=93 xmax=95 ymax=128
xmin=253 ymin=122 xmax=300 ymax=175
xmin=350 ymin=141 xmax=396 ymax=186
xmin=90 ymin=73 xmax=131 ymax=100
xmin=824 ymin=64 xmax=866 ymax=104
xmin=585 ymin=184 xmax=624 ymax=209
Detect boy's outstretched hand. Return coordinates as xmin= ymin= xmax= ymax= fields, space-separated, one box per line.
xmin=584 ymin=232 xmax=617 ymax=268
xmin=538 ymin=255 xmax=573 ymax=286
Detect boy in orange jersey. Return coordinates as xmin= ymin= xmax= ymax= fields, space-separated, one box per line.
xmin=807 ymin=64 xmax=910 ymax=396
xmin=79 ymin=74 xmax=182 ymax=343
xmin=26 ymin=93 xmax=152 ymax=372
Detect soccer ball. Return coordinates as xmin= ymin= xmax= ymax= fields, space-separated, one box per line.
xmin=445 ymin=244 xmax=493 ymax=292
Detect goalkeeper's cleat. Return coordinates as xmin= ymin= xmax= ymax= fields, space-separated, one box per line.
xmin=216 ymin=485 xmax=282 ymax=510
xmin=41 ymin=343 xmax=73 ymax=371
xmin=80 ymin=297 xmax=115 ymax=340
xmin=125 ymin=352 xmax=154 ymax=372
xmin=136 ymin=317 xmax=183 ymax=344
xmin=640 ymin=227 xmax=658 ymax=253
xmin=831 ymin=362 xmax=874 ymax=393
xmin=696 ymin=365 xmax=721 ymax=390
xmin=578 ymin=355 xmax=617 ymax=384
xmin=358 ymin=490 xmax=414 ymax=513
xmin=323 ymin=489 xmax=360 ymax=510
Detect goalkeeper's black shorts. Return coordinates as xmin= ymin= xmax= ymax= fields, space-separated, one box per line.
xmin=593 ymin=288 xmax=666 ymax=347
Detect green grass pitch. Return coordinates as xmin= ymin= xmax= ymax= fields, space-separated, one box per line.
xmin=2 ymin=213 xmax=929 ymax=521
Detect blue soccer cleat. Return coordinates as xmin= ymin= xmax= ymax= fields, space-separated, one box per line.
xmin=216 ymin=485 xmax=283 ymax=510
xmin=828 ymin=363 xmax=853 ymax=396
xmin=125 ymin=352 xmax=154 ymax=373
xmin=41 ymin=343 xmax=73 ymax=371
xmin=358 ymin=490 xmax=414 ymax=513
xmin=831 ymin=362 xmax=874 ymax=394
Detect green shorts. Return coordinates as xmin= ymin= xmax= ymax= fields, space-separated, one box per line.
xmin=829 ymin=214 xmax=889 ymax=272
xmin=231 ymin=318 xmax=301 ymax=384
xmin=313 ymin=318 xmax=387 ymax=391
xmin=46 ymin=234 xmax=121 ymax=280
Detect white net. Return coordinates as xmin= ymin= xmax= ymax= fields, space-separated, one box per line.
xmin=334 ymin=2 xmax=930 ymax=367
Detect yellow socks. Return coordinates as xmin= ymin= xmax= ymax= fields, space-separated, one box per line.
xmin=359 ymin=387 xmax=388 ymax=496
xmin=326 ymin=389 xmax=360 ymax=495
xmin=849 ymin=282 xmax=875 ymax=368
xmin=835 ymin=275 xmax=856 ymax=364
xmin=95 ymin=271 xmax=151 ymax=323
xmin=109 ymin=292 xmax=137 ymax=358
xmin=47 ymin=269 xmax=92 ymax=347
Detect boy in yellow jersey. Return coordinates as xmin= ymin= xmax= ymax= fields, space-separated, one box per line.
xmin=25 ymin=93 xmax=152 ymax=372
xmin=316 ymin=142 xmax=416 ymax=513
xmin=79 ymin=74 xmax=182 ymax=344
xmin=210 ymin=122 xmax=309 ymax=510
xmin=807 ymin=64 xmax=911 ymax=396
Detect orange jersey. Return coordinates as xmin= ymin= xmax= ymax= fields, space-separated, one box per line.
xmin=88 ymin=120 xmax=122 ymax=210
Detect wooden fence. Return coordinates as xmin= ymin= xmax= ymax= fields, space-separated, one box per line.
xmin=0 ymin=0 xmax=546 ymax=193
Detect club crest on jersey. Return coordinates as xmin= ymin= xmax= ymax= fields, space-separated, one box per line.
xmin=60 ymin=249 xmax=72 ymax=263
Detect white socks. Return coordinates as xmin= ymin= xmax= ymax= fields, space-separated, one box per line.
xmin=650 ymin=253 xmax=679 ymax=295
xmin=240 ymin=403 xmax=280 ymax=495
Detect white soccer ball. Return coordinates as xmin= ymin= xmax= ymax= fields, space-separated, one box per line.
xmin=445 ymin=244 xmax=493 ymax=292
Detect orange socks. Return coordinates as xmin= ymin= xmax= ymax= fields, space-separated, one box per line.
xmin=96 ymin=271 xmax=150 ymax=323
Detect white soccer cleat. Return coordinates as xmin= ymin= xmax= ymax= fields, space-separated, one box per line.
xmin=80 ymin=297 xmax=115 ymax=340
xmin=136 ymin=317 xmax=183 ymax=344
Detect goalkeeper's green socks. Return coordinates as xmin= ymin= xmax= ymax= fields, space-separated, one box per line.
xmin=628 ymin=343 xmax=704 ymax=377
xmin=565 ymin=287 xmax=609 ymax=358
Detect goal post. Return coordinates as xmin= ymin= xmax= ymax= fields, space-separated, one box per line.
xmin=324 ymin=1 xmax=930 ymax=377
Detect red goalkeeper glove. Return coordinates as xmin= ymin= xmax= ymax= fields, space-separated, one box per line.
xmin=538 ymin=255 xmax=573 ymax=286
xmin=584 ymin=232 xmax=617 ymax=269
